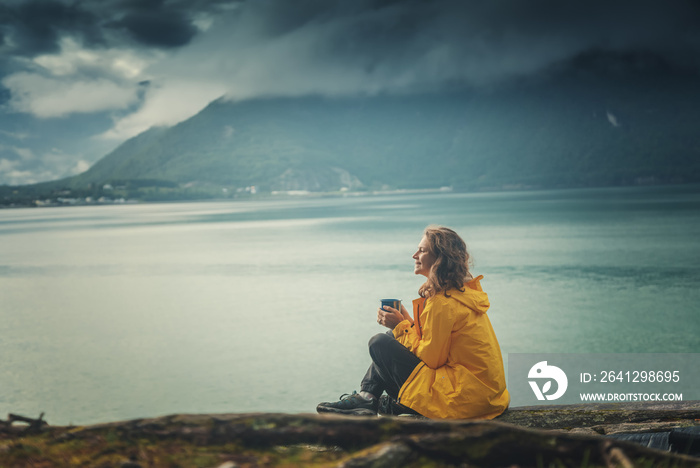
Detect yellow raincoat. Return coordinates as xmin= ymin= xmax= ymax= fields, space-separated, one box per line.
xmin=392 ymin=275 xmax=509 ymax=419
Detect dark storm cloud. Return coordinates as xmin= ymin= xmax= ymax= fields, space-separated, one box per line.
xmin=0 ymin=0 xmax=228 ymax=61
xmin=109 ymin=10 xmax=198 ymax=48
xmin=0 ymin=0 xmax=103 ymax=56
xmin=3 ymin=0 xmax=700 ymax=78
xmin=174 ymin=0 xmax=700 ymax=101
xmin=104 ymin=0 xmax=222 ymax=48
xmin=309 ymin=0 xmax=700 ymax=75
xmin=3 ymin=0 xmax=700 ymax=129
xmin=165 ymin=0 xmax=696 ymax=102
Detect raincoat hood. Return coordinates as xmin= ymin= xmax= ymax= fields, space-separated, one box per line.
xmin=451 ymin=275 xmax=490 ymax=315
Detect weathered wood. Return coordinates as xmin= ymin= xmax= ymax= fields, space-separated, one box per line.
xmin=0 ymin=413 xmax=47 ymax=435
xmin=51 ymin=411 xmax=700 ymax=467
xmin=1 ymin=403 xmax=698 ymax=467
xmin=498 ymin=401 xmax=700 ymax=434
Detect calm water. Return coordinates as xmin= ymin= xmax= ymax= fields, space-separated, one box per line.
xmin=1 ymin=186 xmax=699 ymax=425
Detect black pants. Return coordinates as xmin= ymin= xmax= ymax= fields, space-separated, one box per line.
xmin=360 ymin=331 xmax=421 ymax=399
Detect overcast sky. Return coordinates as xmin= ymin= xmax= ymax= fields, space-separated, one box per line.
xmin=1 ymin=0 xmax=699 ymax=186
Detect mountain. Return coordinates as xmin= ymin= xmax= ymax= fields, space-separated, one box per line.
xmin=4 ymin=50 xmax=700 ymax=203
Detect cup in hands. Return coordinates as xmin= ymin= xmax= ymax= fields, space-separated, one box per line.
xmin=380 ymin=299 xmax=401 ymax=311
xmin=378 ymin=299 xmax=403 ymax=329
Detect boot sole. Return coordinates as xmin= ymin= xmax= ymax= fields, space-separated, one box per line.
xmin=316 ymin=406 xmax=377 ymax=416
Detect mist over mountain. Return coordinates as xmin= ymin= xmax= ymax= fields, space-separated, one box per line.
xmin=5 ymin=50 xmax=700 ymax=202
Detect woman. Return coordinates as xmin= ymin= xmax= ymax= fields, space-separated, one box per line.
xmin=317 ymin=226 xmax=509 ymax=419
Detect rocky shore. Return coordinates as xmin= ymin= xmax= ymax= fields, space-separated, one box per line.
xmin=1 ymin=401 xmax=698 ymax=467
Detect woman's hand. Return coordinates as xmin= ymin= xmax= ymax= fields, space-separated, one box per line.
xmin=377 ymin=303 xmax=411 ymax=330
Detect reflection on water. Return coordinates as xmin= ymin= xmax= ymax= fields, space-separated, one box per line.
xmin=1 ymin=185 xmax=699 ymax=424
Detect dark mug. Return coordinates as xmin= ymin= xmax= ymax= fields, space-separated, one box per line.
xmin=380 ymin=299 xmax=401 ymax=312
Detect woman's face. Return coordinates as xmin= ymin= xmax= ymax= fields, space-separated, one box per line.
xmin=413 ymin=235 xmax=437 ymax=277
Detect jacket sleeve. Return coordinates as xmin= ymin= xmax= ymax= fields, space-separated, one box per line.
xmin=393 ymin=299 xmax=455 ymax=369
xmin=393 ymin=320 xmax=420 ymax=349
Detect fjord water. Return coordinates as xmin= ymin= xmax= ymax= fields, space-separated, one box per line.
xmin=1 ymin=186 xmax=699 ymax=425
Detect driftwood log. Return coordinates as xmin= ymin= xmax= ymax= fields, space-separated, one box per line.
xmin=498 ymin=401 xmax=700 ymax=435
xmin=0 ymin=413 xmax=47 ymax=435
xmin=0 ymin=402 xmax=698 ymax=467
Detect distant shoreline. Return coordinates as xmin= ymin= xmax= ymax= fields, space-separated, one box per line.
xmin=3 ymin=181 xmax=700 ymax=209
